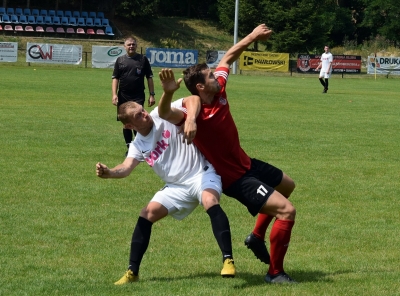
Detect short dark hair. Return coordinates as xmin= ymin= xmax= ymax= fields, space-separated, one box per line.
xmin=182 ymin=63 xmax=209 ymax=95
xmin=117 ymin=101 xmax=140 ymax=124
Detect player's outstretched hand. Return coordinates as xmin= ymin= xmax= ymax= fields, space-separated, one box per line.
xmin=96 ymin=162 xmax=109 ymax=178
xmin=252 ymin=24 xmax=273 ymax=41
xmin=159 ymin=69 xmax=182 ymax=94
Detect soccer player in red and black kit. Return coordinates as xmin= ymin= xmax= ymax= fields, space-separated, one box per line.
xmin=158 ymin=24 xmax=297 ymax=284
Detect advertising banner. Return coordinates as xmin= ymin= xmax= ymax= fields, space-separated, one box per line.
xmin=239 ymin=52 xmax=289 ymax=72
xmin=26 ymin=43 xmax=82 ymax=64
xmin=297 ymin=54 xmax=361 ymax=73
xmin=146 ymin=48 xmax=198 ymax=68
xmin=206 ymin=50 xmax=227 ymax=68
xmin=0 ymin=42 xmax=18 ymax=62
xmin=92 ymin=46 xmax=125 ymax=68
xmin=367 ymin=56 xmax=400 ymax=75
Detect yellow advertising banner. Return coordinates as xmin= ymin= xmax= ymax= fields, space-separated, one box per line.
xmin=239 ymin=51 xmax=289 ymax=72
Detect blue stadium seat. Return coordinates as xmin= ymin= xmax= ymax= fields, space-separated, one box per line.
xmin=15 ymin=8 xmax=23 ymax=16
xmin=2 ymin=14 xmax=11 ymax=23
xmin=72 ymin=11 xmax=80 ymax=18
xmin=97 ymin=11 xmax=104 ymax=19
xmin=64 ymin=10 xmax=72 ymax=18
xmin=27 ymin=15 xmax=35 ymax=24
xmin=56 ymin=10 xmax=64 ymax=17
xmin=77 ymin=17 xmax=85 ymax=26
xmin=0 ymin=7 xmax=6 ymax=15
xmin=10 ymin=14 xmax=19 ymax=24
xmin=88 ymin=11 xmax=96 ymax=19
xmin=94 ymin=18 xmax=102 ymax=27
xmin=85 ymin=17 xmax=93 ymax=26
xmin=105 ymin=26 xmax=114 ymax=36
xmin=31 ymin=9 xmax=39 ymax=16
xmin=81 ymin=11 xmax=88 ymax=18
xmin=48 ymin=10 xmax=56 ymax=17
xmin=6 ymin=7 xmax=14 ymax=15
xmin=36 ymin=16 xmax=45 ymax=25
xmin=44 ymin=16 xmax=52 ymax=25
xmin=101 ymin=18 xmax=109 ymax=26
xmin=69 ymin=17 xmax=77 ymax=26
xmin=52 ymin=16 xmax=61 ymax=25
xmin=40 ymin=9 xmax=47 ymax=16
xmin=60 ymin=17 xmax=69 ymax=26
xmin=23 ymin=8 xmax=31 ymax=16
xmin=19 ymin=15 xmax=28 ymax=24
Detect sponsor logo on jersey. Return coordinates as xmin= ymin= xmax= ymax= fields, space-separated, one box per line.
xmin=219 ymin=97 xmax=227 ymax=105
xmin=145 ymin=130 xmax=171 ymax=166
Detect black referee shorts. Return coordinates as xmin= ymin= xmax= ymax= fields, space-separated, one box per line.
xmin=223 ymin=158 xmax=283 ymax=216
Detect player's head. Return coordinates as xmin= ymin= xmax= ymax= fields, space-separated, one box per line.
xmin=118 ymin=101 xmax=152 ymax=133
xmin=324 ymin=45 xmax=330 ymax=53
xmin=124 ymin=36 xmax=138 ymax=56
xmin=183 ymin=63 xmax=220 ymax=96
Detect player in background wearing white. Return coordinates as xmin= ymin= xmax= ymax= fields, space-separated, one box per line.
xmin=315 ymin=45 xmax=333 ymax=93
xmin=96 ymin=78 xmax=235 ymax=285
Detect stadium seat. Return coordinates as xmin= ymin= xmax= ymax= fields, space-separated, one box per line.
xmin=97 ymin=11 xmax=104 ymax=19
xmin=77 ymin=27 xmax=85 ymax=34
xmin=56 ymin=10 xmax=63 ymax=17
xmin=77 ymin=17 xmax=85 ymax=26
xmin=85 ymin=17 xmax=93 ymax=26
xmin=66 ymin=27 xmax=75 ymax=34
xmin=0 ymin=24 xmax=2 ymax=31
xmin=31 ymin=9 xmax=39 ymax=16
xmin=101 ymin=18 xmax=109 ymax=26
xmin=40 ymin=9 xmax=47 ymax=16
xmin=88 ymin=11 xmax=96 ymax=19
xmin=10 ymin=14 xmax=19 ymax=24
xmin=72 ymin=11 xmax=80 ymax=18
xmin=53 ymin=16 xmax=61 ymax=25
xmin=48 ymin=10 xmax=56 ymax=17
xmin=35 ymin=25 xmax=44 ymax=32
xmin=2 ymin=14 xmax=11 ymax=23
xmin=0 ymin=7 xmax=6 ymax=15
xmin=23 ymin=8 xmax=31 ymax=16
xmin=56 ymin=27 xmax=65 ymax=33
xmin=64 ymin=10 xmax=72 ymax=18
xmin=96 ymin=28 xmax=105 ymax=35
xmin=4 ymin=24 xmax=13 ymax=31
xmin=27 ymin=15 xmax=35 ymax=24
xmin=81 ymin=11 xmax=88 ymax=18
xmin=46 ymin=26 xmax=55 ymax=33
xmin=86 ymin=28 xmax=95 ymax=35
xmin=15 ymin=25 xmax=23 ymax=32
xmin=36 ymin=16 xmax=45 ymax=25
xmin=105 ymin=26 xmax=114 ymax=36
xmin=25 ymin=25 xmax=34 ymax=32
xmin=19 ymin=15 xmax=28 ymax=24
xmin=69 ymin=17 xmax=77 ymax=26
xmin=15 ymin=8 xmax=23 ymax=16
xmin=60 ymin=17 xmax=69 ymax=26
xmin=94 ymin=18 xmax=102 ymax=27
xmin=6 ymin=8 xmax=14 ymax=15
xmin=44 ymin=16 xmax=52 ymax=25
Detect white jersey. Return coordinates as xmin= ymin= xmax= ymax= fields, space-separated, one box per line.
xmin=127 ymin=107 xmax=212 ymax=184
xmin=320 ymin=52 xmax=333 ymax=72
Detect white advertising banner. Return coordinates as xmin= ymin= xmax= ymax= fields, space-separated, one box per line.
xmin=92 ymin=46 xmax=125 ymax=68
xmin=26 ymin=43 xmax=82 ymax=64
xmin=206 ymin=50 xmax=227 ymax=68
xmin=0 ymin=42 xmax=18 ymax=62
xmin=367 ymin=56 xmax=400 ymax=75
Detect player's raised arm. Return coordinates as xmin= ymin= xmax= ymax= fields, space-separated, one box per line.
xmin=158 ymin=69 xmax=185 ymax=125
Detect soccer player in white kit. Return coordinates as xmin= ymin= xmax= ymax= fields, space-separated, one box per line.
xmin=96 ymin=80 xmax=235 ymax=285
xmin=315 ymin=45 xmax=333 ymax=93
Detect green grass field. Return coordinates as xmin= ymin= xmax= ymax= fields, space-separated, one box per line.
xmin=1 ymin=65 xmax=399 ymax=295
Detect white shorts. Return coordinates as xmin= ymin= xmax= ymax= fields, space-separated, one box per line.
xmin=151 ymin=168 xmax=222 ymax=220
xmin=319 ymin=70 xmax=332 ymax=79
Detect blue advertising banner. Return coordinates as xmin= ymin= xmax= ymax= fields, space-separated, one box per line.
xmin=146 ymin=48 xmax=198 ymax=68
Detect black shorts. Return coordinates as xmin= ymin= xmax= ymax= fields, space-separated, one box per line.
xmin=223 ymin=158 xmax=283 ymax=216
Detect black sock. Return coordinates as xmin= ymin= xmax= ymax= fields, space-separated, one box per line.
xmin=128 ymin=217 xmax=153 ymax=275
xmin=325 ymin=79 xmax=329 ymax=89
xmin=123 ymin=128 xmax=133 ymax=149
xmin=206 ymin=204 xmax=233 ymax=262
xmin=319 ymin=78 xmax=326 ymax=88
